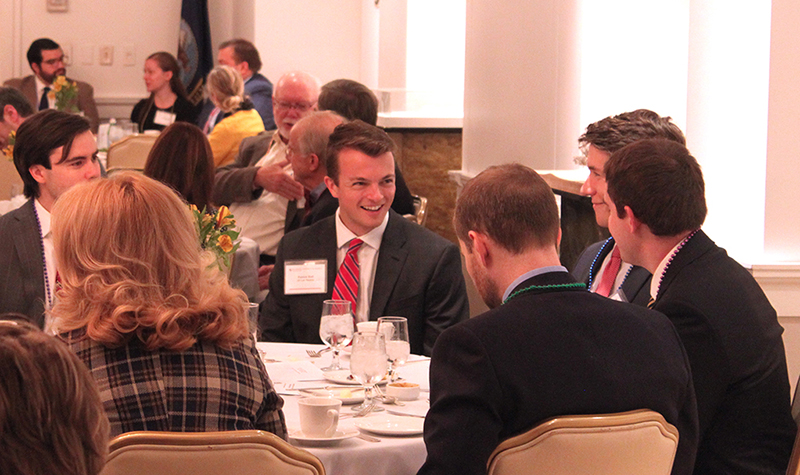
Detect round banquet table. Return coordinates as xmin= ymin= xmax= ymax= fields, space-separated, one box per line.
xmin=257 ymin=342 xmax=430 ymax=475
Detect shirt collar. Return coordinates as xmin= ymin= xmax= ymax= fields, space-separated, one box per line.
xmin=309 ymin=182 xmax=327 ymax=202
xmin=650 ymin=238 xmax=687 ymax=300
xmin=334 ymin=208 xmax=389 ymax=251
xmin=34 ymin=198 xmax=51 ymax=237
xmin=502 ymin=265 xmax=569 ymax=303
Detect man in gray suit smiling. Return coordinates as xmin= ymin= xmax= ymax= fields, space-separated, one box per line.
xmin=261 ymin=120 xmax=468 ymax=356
xmin=0 ymin=110 xmax=101 ymax=327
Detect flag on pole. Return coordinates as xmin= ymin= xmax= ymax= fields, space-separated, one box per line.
xmin=178 ymin=0 xmax=213 ymax=106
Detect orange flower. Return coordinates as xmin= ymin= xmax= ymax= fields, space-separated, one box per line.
xmin=217 ymin=234 xmax=234 ymax=253
xmin=216 ymin=205 xmax=234 ymax=228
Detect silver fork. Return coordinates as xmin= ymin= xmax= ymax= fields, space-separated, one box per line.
xmin=306 ymin=347 xmax=332 ymax=358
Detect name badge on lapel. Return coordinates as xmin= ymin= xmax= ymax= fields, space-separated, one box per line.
xmin=285 ymin=260 xmax=327 ymax=295
xmin=154 ymin=110 xmax=177 ymax=127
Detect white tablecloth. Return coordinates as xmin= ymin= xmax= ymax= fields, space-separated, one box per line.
xmin=257 ymin=342 xmax=430 ymax=475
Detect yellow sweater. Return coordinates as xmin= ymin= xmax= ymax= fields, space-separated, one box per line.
xmin=208 ymin=109 xmax=265 ymax=167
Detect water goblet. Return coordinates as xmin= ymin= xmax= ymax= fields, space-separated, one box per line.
xmin=349 ymin=331 xmax=388 ymax=413
xmin=318 ymin=300 xmax=354 ymax=371
xmin=377 ymin=316 xmax=410 ymax=382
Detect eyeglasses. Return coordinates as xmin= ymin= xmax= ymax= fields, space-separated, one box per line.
xmin=274 ymin=100 xmax=316 ymax=112
xmin=42 ymin=56 xmax=65 ymax=66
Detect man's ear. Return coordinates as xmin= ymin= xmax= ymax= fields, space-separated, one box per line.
xmin=307 ymin=153 xmax=320 ymax=173
xmin=323 ymin=175 xmax=339 ymax=198
xmin=31 ymin=62 xmax=42 ymax=77
xmin=624 ymin=205 xmax=642 ymax=234
xmin=29 ymin=164 xmax=47 ymax=185
xmin=468 ymin=231 xmax=491 ymax=268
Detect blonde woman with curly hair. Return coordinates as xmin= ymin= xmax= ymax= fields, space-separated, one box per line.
xmin=0 ymin=316 xmax=109 ymax=475
xmin=206 ymin=65 xmax=264 ymax=166
xmin=51 ymin=173 xmax=286 ymax=439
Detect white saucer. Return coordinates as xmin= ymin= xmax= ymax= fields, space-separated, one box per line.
xmin=289 ymin=428 xmax=359 ymax=446
xmin=354 ymin=414 xmax=424 ymax=436
xmin=299 ymin=387 xmax=365 ymax=405
xmin=323 ymin=369 xmax=388 ymax=386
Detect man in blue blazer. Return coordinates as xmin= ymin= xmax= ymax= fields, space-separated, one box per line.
xmin=261 ymin=120 xmax=468 ymax=356
xmin=572 ymin=110 xmax=685 ymax=304
xmin=604 ymin=139 xmax=796 ymax=474
xmin=418 ymin=163 xmax=698 ymax=475
xmin=198 ymin=39 xmax=275 ymax=131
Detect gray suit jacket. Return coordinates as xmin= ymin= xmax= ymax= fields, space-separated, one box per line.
xmin=261 ymin=211 xmax=469 ymax=356
xmin=213 ymin=130 xmax=275 ymax=206
xmin=0 ymin=199 xmax=46 ymax=326
xmin=3 ymin=74 xmax=100 ymax=133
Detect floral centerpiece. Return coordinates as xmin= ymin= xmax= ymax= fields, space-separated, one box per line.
xmin=190 ymin=205 xmax=241 ymax=271
xmin=2 ymin=130 xmax=14 ymax=160
xmin=49 ymin=76 xmax=80 ymax=113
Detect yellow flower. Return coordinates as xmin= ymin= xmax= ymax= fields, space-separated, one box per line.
xmin=201 ymin=213 xmax=213 ymax=226
xmin=189 ymin=204 xmax=199 ymax=213
xmin=216 ymin=205 xmax=234 ymax=228
xmin=217 ymin=234 xmax=234 ymax=253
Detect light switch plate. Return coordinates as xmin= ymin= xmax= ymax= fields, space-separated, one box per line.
xmin=47 ymin=0 xmax=68 ymax=13
xmin=99 ymin=45 xmax=113 ymax=66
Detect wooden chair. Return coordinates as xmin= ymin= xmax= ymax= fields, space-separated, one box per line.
xmin=0 ymin=155 xmax=23 ymax=200
xmin=101 ymin=430 xmax=325 ymax=475
xmin=403 ymin=194 xmax=428 ymax=226
xmin=486 ymin=409 xmax=679 ymax=475
xmin=106 ymin=133 xmax=159 ymax=173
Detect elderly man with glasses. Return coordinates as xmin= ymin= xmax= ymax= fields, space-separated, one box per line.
xmin=214 ymin=71 xmax=317 ymax=270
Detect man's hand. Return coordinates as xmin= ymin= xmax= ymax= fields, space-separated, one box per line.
xmin=253 ymin=158 xmax=304 ymax=200
xmin=258 ymin=265 xmax=274 ymax=291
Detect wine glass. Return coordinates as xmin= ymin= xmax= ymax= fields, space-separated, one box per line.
xmin=318 ymin=300 xmax=354 ymax=371
xmin=349 ymin=331 xmax=388 ymax=413
xmin=377 ymin=316 xmax=410 ymax=382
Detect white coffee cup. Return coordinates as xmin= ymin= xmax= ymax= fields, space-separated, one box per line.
xmin=298 ymin=397 xmax=341 ymax=438
xmin=356 ymin=321 xmax=378 ymax=333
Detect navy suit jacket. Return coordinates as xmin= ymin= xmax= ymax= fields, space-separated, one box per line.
xmin=197 ymin=72 xmax=275 ymax=131
xmin=0 ymin=199 xmax=46 ymax=326
xmin=651 ymin=230 xmax=795 ymax=474
xmin=261 ymin=211 xmax=469 ymax=356
xmin=571 ymin=237 xmax=652 ymax=306
xmin=418 ymin=271 xmax=698 ymax=475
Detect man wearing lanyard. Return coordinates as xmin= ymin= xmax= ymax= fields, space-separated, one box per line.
xmin=3 ymin=38 xmax=100 ymax=133
xmin=419 ymin=163 xmax=698 ymax=475
xmin=260 ymin=121 xmax=468 ymax=356
xmin=0 ymin=110 xmax=101 ymax=327
xmin=572 ymin=109 xmax=685 ymax=304
xmin=603 ymin=139 xmax=795 ymax=474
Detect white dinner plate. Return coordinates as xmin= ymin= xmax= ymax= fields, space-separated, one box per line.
xmin=299 ymin=387 xmax=366 ymax=405
xmin=289 ymin=428 xmax=359 ymax=446
xmin=322 ymin=370 xmax=388 ymax=386
xmin=353 ymin=414 xmax=425 ymax=436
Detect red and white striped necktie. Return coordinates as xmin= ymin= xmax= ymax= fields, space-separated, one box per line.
xmin=332 ymin=238 xmax=363 ymax=313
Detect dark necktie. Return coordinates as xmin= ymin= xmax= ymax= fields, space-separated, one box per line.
xmin=39 ymin=87 xmax=51 ymax=111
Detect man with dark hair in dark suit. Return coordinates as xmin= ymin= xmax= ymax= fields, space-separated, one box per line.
xmin=418 ymin=163 xmax=699 ymax=475
xmin=261 ymin=120 xmax=468 ymax=356
xmin=604 ymin=139 xmax=796 ymax=474
xmin=572 ymin=109 xmax=685 ymax=304
xmin=0 ymin=110 xmax=101 ymax=326
xmin=4 ymin=38 xmax=100 ymax=133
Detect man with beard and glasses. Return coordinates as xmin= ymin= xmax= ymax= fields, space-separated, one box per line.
xmin=4 ymin=38 xmax=100 ymax=133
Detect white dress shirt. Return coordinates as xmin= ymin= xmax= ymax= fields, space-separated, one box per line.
xmin=334 ymin=208 xmax=389 ymax=323
xmin=34 ymin=199 xmax=57 ymax=330
xmin=230 ymin=130 xmax=291 ymax=256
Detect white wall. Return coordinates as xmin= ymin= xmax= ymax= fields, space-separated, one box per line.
xmin=253 ymin=0 xmax=363 ymax=85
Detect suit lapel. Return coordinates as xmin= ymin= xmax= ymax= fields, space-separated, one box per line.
xmin=13 ymin=200 xmax=47 ymax=325
xmin=588 ymin=238 xmax=614 ymax=289
xmin=315 ymin=218 xmax=339 ymax=295
xmin=369 ymin=212 xmax=408 ymax=319
xmin=657 ymin=230 xmax=713 ymax=299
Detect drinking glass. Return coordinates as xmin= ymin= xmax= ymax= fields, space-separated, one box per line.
xmin=377 ymin=316 xmax=410 ymax=382
xmin=349 ymin=331 xmax=388 ymax=413
xmin=318 ymin=300 xmax=354 ymax=371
